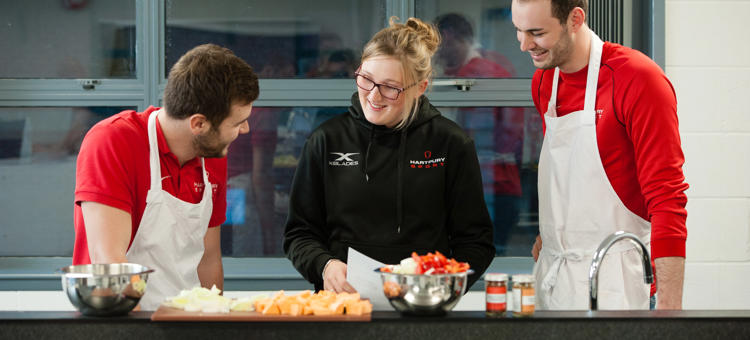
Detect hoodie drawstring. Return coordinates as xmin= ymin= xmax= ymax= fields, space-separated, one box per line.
xmin=396 ymin=129 xmax=406 ymax=234
xmin=363 ymin=128 xmax=375 ymax=182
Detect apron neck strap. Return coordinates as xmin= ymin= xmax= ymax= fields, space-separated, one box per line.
xmin=147 ymin=111 xmax=163 ymax=190
xmin=584 ymin=31 xmax=604 ymax=112
xmin=147 ymin=110 xmax=211 ymax=191
xmin=200 ymin=158 xmax=209 ymax=186
xmin=548 ymin=67 xmax=561 ymax=117
xmin=547 ymin=30 xmax=604 ymax=118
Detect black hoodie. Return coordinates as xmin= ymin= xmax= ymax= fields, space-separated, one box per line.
xmin=283 ymin=93 xmax=495 ymax=290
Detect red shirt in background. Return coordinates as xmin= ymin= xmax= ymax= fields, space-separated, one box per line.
xmin=531 ymin=42 xmax=689 ymax=260
xmin=227 ymin=107 xmax=279 ymax=178
xmin=73 ymin=106 xmax=227 ymax=265
xmin=451 ymin=56 xmax=524 ymax=196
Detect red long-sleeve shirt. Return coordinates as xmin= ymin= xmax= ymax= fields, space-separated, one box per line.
xmin=531 ymin=42 xmax=689 ymax=259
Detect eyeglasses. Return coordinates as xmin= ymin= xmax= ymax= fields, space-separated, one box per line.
xmin=354 ymin=72 xmax=418 ymax=100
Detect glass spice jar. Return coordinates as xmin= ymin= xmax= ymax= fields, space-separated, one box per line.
xmin=511 ymin=274 xmax=535 ymax=317
xmin=484 ymin=273 xmax=508 ymax=317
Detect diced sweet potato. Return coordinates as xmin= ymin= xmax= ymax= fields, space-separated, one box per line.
xmin=310 ymin=304 xmax=334 ymax=316
xmin=244 ymin=290 xmax=371 ymax=317
xmin=361 ymin=301 xmax=372 ymax=314
xmin=262 ymin=302 xmax=280 ymax=315
xmin=346 ymin=302 xmax=363 ymax=315
xmin=329 ymin=301 xmax=345 ymax=315
xmin=289 ymin=303 xmax=301 ymax=316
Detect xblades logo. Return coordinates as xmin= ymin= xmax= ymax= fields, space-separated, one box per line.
xmin=329 ymin=152 xmax=359 ymax=167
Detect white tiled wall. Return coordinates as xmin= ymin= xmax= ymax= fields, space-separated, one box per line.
xmin=667 ymin=0 xmax=750 ymax=309
xmin=681 ymin=135 xmax=750 ymax=198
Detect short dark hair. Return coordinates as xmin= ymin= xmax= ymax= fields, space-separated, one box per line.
xmin=163 ymin=44 xmax=259 ymax=128
xmin=435 ymin=13 xmax=474 ymax=41
xmin=550 ymin=0 xmax=588 ymax=25
xmin=516 ymin=0 xmax=588 ymax=25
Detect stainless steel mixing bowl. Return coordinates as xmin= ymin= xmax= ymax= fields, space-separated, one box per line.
xmin=376 ymin=269 xmax=474 ymax=316
xmin=58 ymin=263 xmax=154 ymax=316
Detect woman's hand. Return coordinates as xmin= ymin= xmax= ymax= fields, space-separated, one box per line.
xmin=532 ymin=235 xmax=542 ymax=262
xmin=322 ymin=259 xmax=357 ymax=293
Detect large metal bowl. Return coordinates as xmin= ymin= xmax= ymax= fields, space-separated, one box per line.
xmin=376 ymin=269 xmax=474 ymax=316
xmin=58 ymin=263 xmax=154 ymax=316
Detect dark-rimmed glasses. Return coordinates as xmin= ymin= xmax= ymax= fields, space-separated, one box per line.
xmin=354 ymin=72 xmax=418 ymax=100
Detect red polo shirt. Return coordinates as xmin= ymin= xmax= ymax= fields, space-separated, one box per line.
xmin=73 ymin=106 xmax=227 ymax=265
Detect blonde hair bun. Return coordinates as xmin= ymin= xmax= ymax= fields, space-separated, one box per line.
xmin=401 ymin=17 xmax=441 ymax=56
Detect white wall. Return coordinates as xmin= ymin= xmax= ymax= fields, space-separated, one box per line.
xmin=666 ymin=0 xmax=750 ymax=309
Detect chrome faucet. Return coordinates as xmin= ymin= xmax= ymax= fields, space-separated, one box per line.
xmin=589 ymin=231 xmax=653 ymax=310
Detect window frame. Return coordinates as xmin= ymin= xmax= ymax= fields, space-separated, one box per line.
xmin=0 ymin=0 xmax=665 ymax=291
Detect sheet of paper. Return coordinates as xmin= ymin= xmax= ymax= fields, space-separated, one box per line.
xmin=346 ymin=247 xmax=393 ymax=311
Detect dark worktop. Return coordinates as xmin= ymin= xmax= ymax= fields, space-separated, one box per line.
xmin=2 ymin=310 xmax=750 ymax=339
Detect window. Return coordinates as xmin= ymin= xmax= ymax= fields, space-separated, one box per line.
xmin=0 ymin=1 xmax=137 ymax=79
xmin=165 ymin=0 xmax=384 ymax=79
xmin=0 ymin=0 xmax=664 ymax=290
xmin=418 ymin=0 xmax=542 ymax=256
xmin=417 ymin=0 xmax=535 ymax=79
xmin=221 ymin=106 xmax=347 ymax=256
xmin=440 ymin=106 xmax=541 ymax=256
xmin=0 ymin=106 xmax=134 ymax=256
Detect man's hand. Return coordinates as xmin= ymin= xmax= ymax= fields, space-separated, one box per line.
xmin=322 ymin=259 xmax=356 ymax=293
xmin=532 ymin=235 xmax=542 ymax=262
xmin=655 ymin=256 xmax=685 ymax=310
xmin=198 ymin=226 xmax=223 ymax=291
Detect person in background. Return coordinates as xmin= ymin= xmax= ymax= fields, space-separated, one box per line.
xmin=225 ymin=107 xmax=279 ymax=255
xmin=511 ymin=0 xmax=688 ymax=310
xmin=435 ymin=13 xmax=526 ymax=256
xmin=435 ymin=12 xmax=513 ymax=78
xmin=284 ymin=17 xmax=495 ymax=292
xmin=223 ymin=56 xmax=293 ymax=256
xmin=73 ymin=44 xmax=260 ymax=310
xmin=307 ymin=49 xmax=357 ymax=78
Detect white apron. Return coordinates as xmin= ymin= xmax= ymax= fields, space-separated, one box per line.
xmin=533 ymin=31 xmax=651 ymax=310
xmin=126 ymin=110 xmax=213 ymax=311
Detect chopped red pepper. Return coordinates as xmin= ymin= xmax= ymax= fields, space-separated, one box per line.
xmin=380 ymin=251 xmax=470 ymax=274
xmin=418 ymin=251 xmax=469 ymax=274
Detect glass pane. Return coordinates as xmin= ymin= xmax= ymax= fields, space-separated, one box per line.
xmin=441 ymin=106 xmax=542 ymax=256
xmin=221 ymin=105 xmax=542 ymax=257
xmin=416 ymin=0 xmax=535 ymax=78
xmin=0 ymin=106 xmax=134 ymax=256
xmin=165 ymin=0 xmax=385 ymax=79
xmin=222 ymin=106 xmax=346 ymax=256
xmin=0 ymin=1 xmax=136 ymax=79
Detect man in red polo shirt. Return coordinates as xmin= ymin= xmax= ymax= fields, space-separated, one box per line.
xmin=512 ymin=0 xmax=688 ymax=310
xmin=73 ymin=44 xmax=259 ymax=310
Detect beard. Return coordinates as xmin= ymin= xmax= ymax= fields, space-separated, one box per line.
xmin=193 ymin=129 xmax=228 ymax=158
xmin=534 ymin=28 xmax=574 ymax=70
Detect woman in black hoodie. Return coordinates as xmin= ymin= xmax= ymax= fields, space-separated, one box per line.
xmin=283 ymin=17 xmax=495 ymax=292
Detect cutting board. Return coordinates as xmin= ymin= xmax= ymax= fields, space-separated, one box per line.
xmin=150 ymin=305 xmax=371 ymax=322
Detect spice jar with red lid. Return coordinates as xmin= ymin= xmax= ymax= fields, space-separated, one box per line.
xmin=484 ymin=273 xmax=508 ymax=317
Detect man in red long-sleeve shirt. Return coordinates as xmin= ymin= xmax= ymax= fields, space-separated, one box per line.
xmin=512 ymin=0 xmax=688 ymax=310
